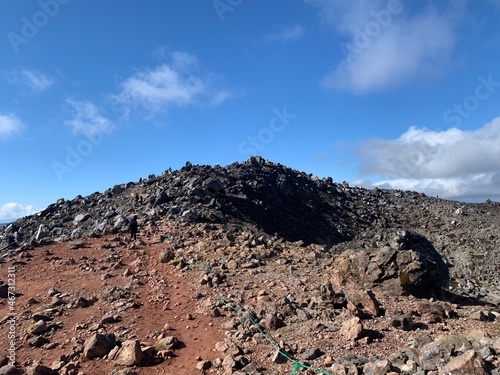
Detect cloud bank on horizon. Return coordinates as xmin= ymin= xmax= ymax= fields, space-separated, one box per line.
xmin=306 ymin=0 xmax=499 ymax=201
xmin=356 ymin=117 xmax=500 ymax=201
xmin=0 ymin=203 xmax=38 ymax=223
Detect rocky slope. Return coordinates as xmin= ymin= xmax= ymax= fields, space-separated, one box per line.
xmin=1 ymin=156 xmax=500 ymax=374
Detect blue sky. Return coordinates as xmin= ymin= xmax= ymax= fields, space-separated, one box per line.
xmin=1 ymin=0 xmax=500 ymax=221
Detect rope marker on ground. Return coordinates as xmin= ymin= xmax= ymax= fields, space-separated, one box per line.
xmin=167 ymin=233 xmax=333 ymax=374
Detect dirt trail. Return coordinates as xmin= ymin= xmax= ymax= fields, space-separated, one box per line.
xmin=0 ymin=232 xmax=224 ymax=374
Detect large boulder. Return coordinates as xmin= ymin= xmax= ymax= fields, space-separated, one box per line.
xmin=331 ymin=230 xmax=449 ymax=297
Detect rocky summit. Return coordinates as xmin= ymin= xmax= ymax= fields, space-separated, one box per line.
xmin=1 ymin=156 xmax=500 ymax=375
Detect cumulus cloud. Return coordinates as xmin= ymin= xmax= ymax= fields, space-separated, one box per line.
xmin=113 ymin=51 xmax=235 ymax=115
xmin=306 ymin=0 xmax=464 ymax=93
xmin=356 ymin=117 xmax=500 ymax=201
xmin=372 ymin=175 xmax=500 ymax=202
xmin=0 ymin=202 xmax=37 ymax=222
xmin=6 ymin=68 xmax=55 ymax=93
xmin=0 ymin=114 xmax=25 ymax=140
xmin=65 ymin=99 xmax=115 ymax=137
xmin=264 ymin=24 xmax=305 ymax=42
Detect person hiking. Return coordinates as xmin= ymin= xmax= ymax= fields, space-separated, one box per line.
xmin=128 ymin=215 xmax=138 ymax=241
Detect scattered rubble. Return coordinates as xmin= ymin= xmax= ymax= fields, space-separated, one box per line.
xmin=1 ymin=157 xmax=500 ymax=374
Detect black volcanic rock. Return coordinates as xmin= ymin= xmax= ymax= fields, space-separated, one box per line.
xmin=1 ymin=156 xmax=500 ymax=302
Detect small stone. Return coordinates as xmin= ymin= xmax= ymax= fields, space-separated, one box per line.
xmin=31 ymin=313 xmax=51 ymax=322
xmin=26 ymin=336 xmax=49 ymax=347
xmin=83 ymin=333 xmax=116 ymax=359
xmin=123 ymin=268 xmax=133 ymax=276
xmin=271 ymin=349 xmax=288 ymax=364
xmin=196 ymin=360 xmax=212 ymax=371
xmin=363 ymin=359 xmax=390 ymax=375
xmin=76 ymin=296 xmax=90 ymax=308
xmin=159 ymin=249 xmax=175 ymax=263
xmin=438 ymin=349 xmax=488 ymax=375
xmin=100 ymin=314 xmax=115 ymax=324
xmin=30 ymin=320 xmax=48 ymax=335
xmin=158 ymin=336 xmax=177 ymax=350
xmin=113 ymin=340 xmax=145 ymax=366
xmin=265 ymin=313 xmax=283 ymax=330
xmin=26 ymin=364 xmax=52 ymax=375
xmin=301 ymin=347 xmax=323 ymax=361
xmin=340 ymin=317 xmax=364 ymax=340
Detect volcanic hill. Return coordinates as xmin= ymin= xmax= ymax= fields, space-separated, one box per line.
xmin=1 ymin=156 xmax=500 ymax=374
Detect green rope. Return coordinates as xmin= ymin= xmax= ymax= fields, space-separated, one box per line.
xmin=167 ymin=232 xmax=332 ymax=375
xmin=204 ymin=263 xmax=333 ymax=375
xmin=290 ymin=362 xmax=305 ymax=374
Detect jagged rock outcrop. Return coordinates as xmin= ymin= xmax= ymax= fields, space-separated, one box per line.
xmin=331 ymin=230 xmax=450 ymax=298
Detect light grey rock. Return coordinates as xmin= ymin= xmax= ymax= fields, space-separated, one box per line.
xmin=83 ymin=333 xmax=116 ymax=359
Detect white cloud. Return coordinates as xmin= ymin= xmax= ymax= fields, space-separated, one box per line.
xmin=170 ymin=51 xmax=200 ymax=71
xmin=65 ymin=99 xmax=115 ymax=136
xmin=0 ymin=202 xmax=37 ymax=222
xmin=115 ymin=65 xmax=204 ymax=111
xmin=113 ymin=51 xmax=234 ymax=115
xmin=210 ymin=90 xmax=233 ymax=106
xmin=7 ymin=68 xmax=55 ymax=93
xmin=306 ymin=0 xmax=464 ymax=93
xmin=372 ymin=175 xmax=500 ymax=202
xmin=356 ymin=117 xmax=500 ymax=201
xmin=0 ymin=114 xmax=25 ymax=140
xmin=265 ymin=24 xmax=305 ymax=42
